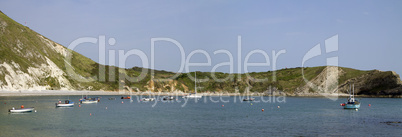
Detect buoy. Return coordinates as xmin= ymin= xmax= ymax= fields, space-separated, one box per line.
xmin=222 ymin=105 xmax=224 ymax=107
xmin=341 ymin=103 xmax=345 ymax=106
xmin=368 ymin=104 xmax=371 ymax=106
xmin=106 ymin=107 xmax=108 ymax=109
xmin=262 ymin=109 xmax=264 ymax=112
xmin=277 ymin=106 xmax=280 ymax=108
xmin=34 ymin=110 xmax=37 ymax=112
xmin=355 ymin=109 xmax=358 ymax=111
xmin=90 ymin=113 xmax=92 ymax=116
xmin=79 ymin=105 xmax=81 ymax=107
xmin=121 ymin=101 xmax=124 ymax=104
xmin=251 ymin=103 xmax=253 ymax=105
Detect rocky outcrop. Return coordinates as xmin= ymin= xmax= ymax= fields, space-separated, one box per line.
xmin=0 ymin=57 xmax=73 ymax=91
xmin=339 ymin=70 xmax=402 ymax=95
xmin=293 ymin=66 xmax=402 ymax=96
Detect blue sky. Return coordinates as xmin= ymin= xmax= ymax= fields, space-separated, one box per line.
xmin=1 ymin=0 xmax=402 ymax=75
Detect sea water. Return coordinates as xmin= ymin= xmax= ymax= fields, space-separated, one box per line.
xmin=0 ymin=95 xmax=401 ymax=136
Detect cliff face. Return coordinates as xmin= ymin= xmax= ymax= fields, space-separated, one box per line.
xmin=0 ymin=11 xmax=74 ymax=91
xmin=339 ymin=70 xmax=402 ymax=95
xmin=0 ymin=11 xmax=401 ymax=96
xmin=293 ymin=66 xmax=402 ymax=96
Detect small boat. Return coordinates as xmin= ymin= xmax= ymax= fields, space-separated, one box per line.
xmin=108 ymin=97 xmax=116 ymax=100
xmin=242 ymin=86 xmax=254 ymax=101
xmin=56 ymin=100 xmax=74 ymax=107
xmin=142 ymin=98 xmax=155 ymax=101
xmin=9 ymin=107 xmax=35 ymax=113
xmin=341 ymin=84 xmax=360 ymax=109
xmin=183 ymin=72 xmax=203 ymax=98
xmin=183 ymin=94 xmax=202 ymax=98
xmin=80 ymin=97 xmax=100 ymax=104
xmin=243 ymin=98 xmax=255 ymax=101
xmin=81 ymin=99 xmax=98 ymax=104
xmin=163 ymin=96 xmax=175 ymax=100
xmin=121 ymin=96 xmax=131 ymax=99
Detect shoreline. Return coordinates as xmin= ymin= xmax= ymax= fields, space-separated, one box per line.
xmin=0 ymin=90 xmax=400 ymax=98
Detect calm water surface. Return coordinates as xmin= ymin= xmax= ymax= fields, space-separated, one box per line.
xmin=0 ymin=96 xmax=401 ymax=136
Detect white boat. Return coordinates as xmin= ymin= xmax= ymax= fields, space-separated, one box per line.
xmin=183 ymin=94 xmax=202 ymax=98
xmin=142 ymin=98 xmax=155 ymax=101
xmin=79 ymin=95 xmax=100 ymax=104
xmin=56 ymin=100 xmax=74 ymax=107
xmin=9 ymin=107 xmax=35 ymax=113
xmin=183 ymin=72 xmax=203 ymax=98
xmin=81 ymin=100 xmax=98 ymax=104
xmin=163 ymin=96 xmax=175 ymax=100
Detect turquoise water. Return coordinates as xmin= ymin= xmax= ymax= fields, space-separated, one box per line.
xmin=0 ymin=96 xmax=401 ymax=136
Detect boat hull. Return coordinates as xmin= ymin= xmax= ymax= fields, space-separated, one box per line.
xmin=9 ymin=107 xmax=34 ymax=113
xmin=243 ymin=98 xmax=255 ymax=101
xmin=56 ymin=103 xmax=74 ymax=107
xmin=163 ymin=97 xmax=175 ymax=100
xmin=183 ymin=95 xmax=202 ymax=98
xmin=142 ymin=98 xmax=155 ymax=101
xmin=344 ymin=104 xmax=360 ymax=109
xmin=81 ymin=100 xmax=98 ymax=104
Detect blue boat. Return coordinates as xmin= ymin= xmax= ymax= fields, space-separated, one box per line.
xmin=343 ymin=98 xmax=360 ymax=109
xmin=342 ymin=84 xmax=360 ymax=109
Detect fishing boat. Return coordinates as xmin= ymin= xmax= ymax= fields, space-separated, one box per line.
xmin=9 ymin=107 xmax=35 ymax=113
xmin=341 ymin=84 xmax=361 ymax=109
xmin=183 ymin=72 xmax=203 ymax=98
xmin=163 ymin=96 xmax=175 ymax=100
xmin=121 ymin=96 xmax=131 ymax=99
xmin=56 ymin=100 xmax=74 ymax=107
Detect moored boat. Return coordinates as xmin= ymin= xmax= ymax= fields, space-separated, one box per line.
xmin=183 ymin=94 xmax=202 ymax=98
xmin=183 ymin=72 xmax=203 ymax=98
xmin=56 ymin=100 xmax=74 ymax=107
xmin=80 ymin=99 xmax=98 ymax=104
xmin=341 ymin=84 xmax=360 ymax=109
xmin=242 ymin=86 xmax=254 ymax=101
xmin=9 ymin=107 xmax=35 ymax=113
xmin=243 ymin=98 xmax=255 ymax=101
xmin=142 ymin=98 xmax=155 ymax=101
xmin=163 ymin=96 xmax=175 ymax=100
xmin=80 ymin=97 xmax=100 ymax=104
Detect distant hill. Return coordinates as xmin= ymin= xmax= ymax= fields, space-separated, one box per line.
xmin=0 ymin=11 xmax=401 ymax=96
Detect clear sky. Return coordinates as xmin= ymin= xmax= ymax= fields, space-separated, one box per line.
xmin=1 ymin=0 xmax=402 ymax=75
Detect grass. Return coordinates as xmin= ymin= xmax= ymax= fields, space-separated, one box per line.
xmin=1 ymin=11 xmax=399 ymax=95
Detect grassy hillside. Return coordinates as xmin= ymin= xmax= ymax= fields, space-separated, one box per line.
xmin=0 ymin=10 xmax=401 ymax=96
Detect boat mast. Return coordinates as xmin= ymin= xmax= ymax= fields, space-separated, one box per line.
xmin=352 ymin=84 xmax=355 ymax=98
xmin=349 ymin=84 xmax=352 ymax=97
xmin=130 ymin=89 xmax=133 ymax=102
xmin=195 ymin=71 xmax=197 ymax=94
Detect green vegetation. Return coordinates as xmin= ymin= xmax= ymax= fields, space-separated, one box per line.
xmin=0 ymin=11 xmax=400 ymax=96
